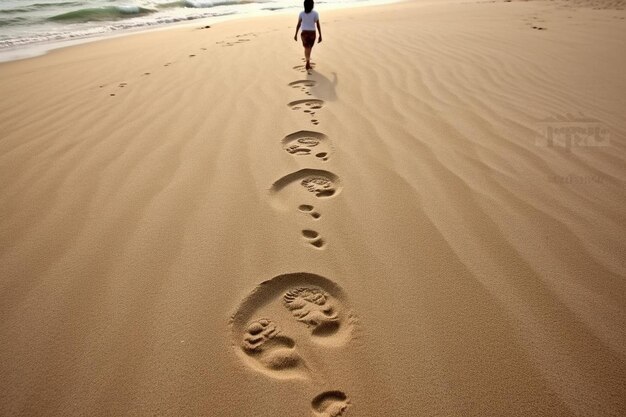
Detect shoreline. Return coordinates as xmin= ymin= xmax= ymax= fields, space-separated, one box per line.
xmin=0 ymin=0 xmax=400 ymax=64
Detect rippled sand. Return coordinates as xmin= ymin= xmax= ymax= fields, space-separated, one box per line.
xmin=0 ymin=0 xmax=624 ymax=415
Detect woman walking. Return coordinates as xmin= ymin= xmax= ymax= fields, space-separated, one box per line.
xmin=294 ymin=0 xmax=322 ymax=71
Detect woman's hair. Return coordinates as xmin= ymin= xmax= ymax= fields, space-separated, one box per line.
xmin=304 ymin=0 xmax=314 ymax=13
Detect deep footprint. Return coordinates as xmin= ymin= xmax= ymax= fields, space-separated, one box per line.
xmin=270 ymin=169 xmax=342 ymax=208
xmin=289 ymin=99 xmax=324 ymax=113
xmin=302 ymin=177 xmax=336 ymax=197
xmin=282 ymin=131 xmax=332 ymax=161
xmin=241 ymin=319 xmax=302 ymax=371
xmin=302 ymin=230 xmax=319 ymax=239
xmin=301 ymin=230 xmax=325 ymax=249
xmin=284 ymin=287 xmax=339 ymax=335
xmin=312 ymin=391 xmax=351 ymax=417
xmin=310 ymin=238 xmax=325 ymax=248
xmin=299 ymin=204 xmax=321 ymax=219
xmin=289 ymin=80 xmax=317 ymax=90
xmin=230 ymin=273 xmax=354 ymax=358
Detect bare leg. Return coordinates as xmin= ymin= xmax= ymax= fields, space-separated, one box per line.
xmin=304 ymin=46 xmax=312 ymax=69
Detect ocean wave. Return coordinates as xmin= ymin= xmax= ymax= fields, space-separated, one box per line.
xmin=0 ymin=9 xmax=237 ymax=49
xmin=262 ymin=6 xmax=289 ymax=11
xmin=33 ymin=2 xmax=85 ymax=8
xmin=0 ymin=2 xmax=84 ymax=15
xmin=48 ymin=6 xmax=156 ymax=23
xmin=0 ymin=17 xmax=28 ymax=27
xmin=45 ymin=0 xmax=254 ymax=23
xmin=158 ymin=0 xmax=254 ymax=9
xmin=0 ymin=8 xmax=33 ymax=15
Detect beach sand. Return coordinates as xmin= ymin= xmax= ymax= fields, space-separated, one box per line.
xmin=0 ymin=0 xmax=625 ymax=415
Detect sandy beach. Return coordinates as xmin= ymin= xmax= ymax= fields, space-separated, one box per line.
xmin=1 ymin=0 xmax=625 ymax=415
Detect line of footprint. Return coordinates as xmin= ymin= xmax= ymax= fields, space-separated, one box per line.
xmin=215 ymin=32 xmax=257 ymax=47
xmin=229 ymin=65 xmax=352 ymax=417
xmin=101 ymin=29 xmax=259 ymax=96
xmin=273 ymin=63 xmax=342 ymax=250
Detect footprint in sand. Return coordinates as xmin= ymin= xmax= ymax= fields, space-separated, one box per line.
xmin=230 ymin=273 xmax=354 ymax=412
xmin=109 ymin=82 xmax=127 ymax=96
xmin=240 ymin=318 xmax=305 ymax=376
xmin=294 ymin=63 xmax=315 ymax=73
xmin=283 ymin=131 xmax=332 ymax=162
xmin=282 ymin=286 xmax=343 ymax=335
xmin=298 ymin=204 xmax=321 ymax=220
xmin=269 ymin=169 xmax=341 ymax=212
xmin=302 ymin=229 xmax=325 ymax=249
xmin=218 ymin=34 xmax=255 ymax=47
xmin=230 ymin=273 xmax=355 ymax=374
xmin=312 ymin=391 xmax=351 ymax=417
xmin=289 ymin=80 xmax=317 ymax=96
xmin=289 ymin=99 xmax=324 ymax=112
xmin=301 ymin=175 xmax=338 ymax=197
xmin=289 ymin=100 xmax=324 ymax=125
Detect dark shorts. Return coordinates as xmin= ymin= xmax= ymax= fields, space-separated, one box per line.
xmin=301 ymin=30 xmax=316 ymax=48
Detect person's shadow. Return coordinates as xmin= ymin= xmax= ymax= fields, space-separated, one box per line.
xmin=308 ymin=71 xmax=338 ymax=102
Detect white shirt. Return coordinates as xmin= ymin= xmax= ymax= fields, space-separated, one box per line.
xmin=299 ymin=10 xmax=319 ymax=31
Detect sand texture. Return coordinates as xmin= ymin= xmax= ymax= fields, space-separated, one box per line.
xmin=0 ymin=0 xmax=625 ymax=415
